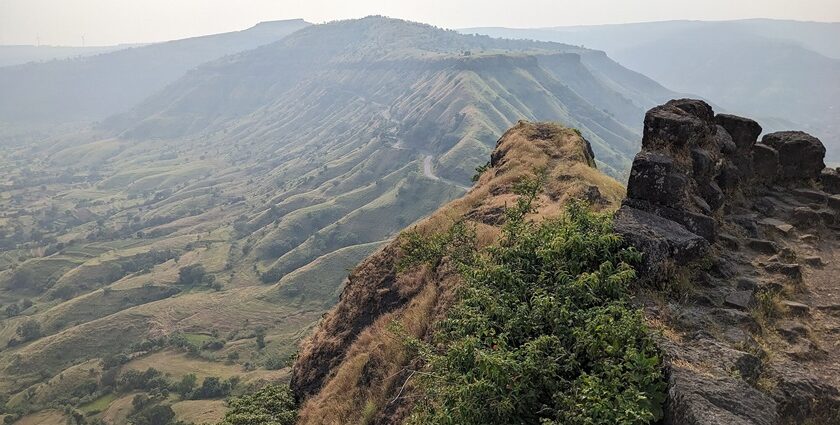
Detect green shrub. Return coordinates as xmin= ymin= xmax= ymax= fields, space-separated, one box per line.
xmin=218 ymin=384 xmax=297 ymax=425
xmin=192 ymin=376 xmax=237 ymax=399
xmin=174 ymin=373 xmax=197 ymax=399
xmin=400 ymin=176 xmax=665 ymax=425
xmin=262 ymin=354 xmax=286 ymax=371
xmin=398 ymin=220 xmax=476 ymax=272
xmin=15 ymin=319 xmax=42 ymax=342
xmin=471 ymin=161 xmax=491 ymax=182
xmin=116 ymin=368 xmax=169 ymax=393
xmin=177 ymin=264 xmax=214 ymax=286
xmin=130 ymin=404 xmax=176 ymax=425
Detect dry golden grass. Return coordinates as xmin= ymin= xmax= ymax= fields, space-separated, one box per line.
xmin=644 ymin=315 xmax=684 ymax=344
xmin=670 ymin=358 xmax=717 ymax=379
xmin=11 ymin=409 xmax=67 ymax=425
xmin=297 ymin=283 xmax=442 ymax=425
xmin=171 ymin=399 xmax=227 ymax=424
xmin=413 ymin=122 xmax=622 ymax=235
xmin=99 ymin=392 xmax=137 ymax=425
xmin=123 ymin=349 xmax=289 ymax=384
xmin=31 ymin=359 xmax=102 ymax=406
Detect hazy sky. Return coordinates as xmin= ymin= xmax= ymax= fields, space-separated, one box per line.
xmin=2 ymin=0 xmax=839 ymax=46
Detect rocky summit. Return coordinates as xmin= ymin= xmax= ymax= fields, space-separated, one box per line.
xmin=615 ymin=99 xmax=840 ymax=424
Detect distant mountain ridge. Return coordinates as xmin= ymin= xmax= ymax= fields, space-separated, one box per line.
xmin=462 ymin=19 xmax=840 ymax=163
xmin=108 ymin=16 xmax=678 ymax=180
xmin=465 ymin=19 xmax=840 ymax=59
xmin=0 ymin=44 xmax=144 ymax=68
xmin=0 ymin=19 xmax=310 ymax=128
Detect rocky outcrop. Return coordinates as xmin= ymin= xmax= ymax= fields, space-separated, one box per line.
xmin=615 ymin=99 xmax=840 ymax=425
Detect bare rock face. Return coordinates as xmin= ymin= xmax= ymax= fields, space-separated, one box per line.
xmin=617 ymin=99 xmax=840 ymax=425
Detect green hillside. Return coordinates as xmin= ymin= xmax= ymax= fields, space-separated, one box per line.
xmin=0 ymin=16 xmax=677 ymax=423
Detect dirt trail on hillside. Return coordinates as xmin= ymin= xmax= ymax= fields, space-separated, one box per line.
xmin=799 ymin=235 xmax=840 ymax=387
xmin=422 ymin=155 xmax=470 ymax=190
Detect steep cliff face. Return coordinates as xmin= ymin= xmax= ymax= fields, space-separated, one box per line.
xmin=290 ymin=121 xmax=624 ymax=424
xmin=614 ymin=99 xmax=840 ymax=424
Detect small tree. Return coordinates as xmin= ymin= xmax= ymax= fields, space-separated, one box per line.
xmin=177 ymin=264 xmax=207 ymax=285
xmin=174 ymin=373 xmax=197 ymax=399
xmin=132 ymin=394 xmax=150 ymax=412
xmin=192 ymin=376 xmax=233 ymax=399
xmin=16 ymin=319 xmax=41 ymax=342
xmin=255 ymin=327 xmax=266 ymax=350
xmin=4 ymin=304 xmax=20 ymax=318
xmin=131 ymin=404 xmax=175 ymax=425
xmin=9 ymin=267 xmax=36 ymax=289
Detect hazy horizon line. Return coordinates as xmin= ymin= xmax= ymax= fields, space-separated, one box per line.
xmin=2 ymin=15 xmax=838 ymax=48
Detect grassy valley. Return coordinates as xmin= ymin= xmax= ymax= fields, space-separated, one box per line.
xmin=0 ymin=16 xmax=677 ymax=423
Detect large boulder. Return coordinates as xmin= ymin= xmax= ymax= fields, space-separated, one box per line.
xmin=667 ymin=371 xmax=778 ymax=425
xmin=625 ymin=198 xmax=717 ymax=241
xmin=643 ymin=99 xmax=715 ymax=149
xmin=699 ymin=181 xmax=725 ymax=211
xmin=716 ymin=125 xmax=738 ymax=155
xmin=615 ymin=99 xmax=839 ymax=425
xmin=662 ymin=338 xmax=779 ymax=425
xmin=669 ymin=98 xmax=715 ymax=123
xmin=613 ymin=206 xmax=709 ymax=269
xmin=761 ymin=131 xmax=826 ymax=181
xmin=773 ymin=372 xmax=840 ymax=423
xmin=626 ymin=152 xmax=688 ymax=209
xmin=715 ymin=114 xmax=762 ymax=151
xmin=691 ymin=148 xmax=715 ymax=179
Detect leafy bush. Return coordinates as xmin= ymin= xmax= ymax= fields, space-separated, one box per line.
xmin=192 ymin=376 xmax=238 ymax=399
xmin=174 ymin=374 xmax=197 ymax=399
xmin=398 ymin=221 xmax=476 ymax=272
xmin=177 ymin=264 xmax=215 ymax=286
xmin=132 ymin=394 xmax=151 ymax=412
xmin=102 ymin=353 xmax=129 ymax=369
xmin=130 ymin=404 xmax=177 ymax=425
xmin=202 ymin=338 xmax=226 ymax=351
xmin=4 ymin=304 xmax=20 ymax=318
xmin=400 ymin=176 xmax=665 ymax=425
xmin=254 ymin=327 xmax=267 ymax=350
xmin=15 ymin=319 xmax=42 ymax=342
xmin=471 ymin=160 xmax=491 ymax=182
xmin=116 ymin=368 xmax=169 ymax=393
xmin=219 ymin=384 xmax=297 ymax=425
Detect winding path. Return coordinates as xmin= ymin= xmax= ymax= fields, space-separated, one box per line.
xmin=422 ymin=155 xmax=470 ymax=191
